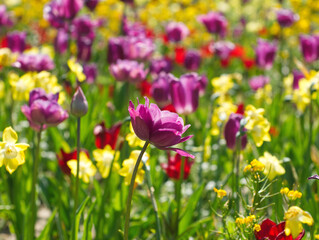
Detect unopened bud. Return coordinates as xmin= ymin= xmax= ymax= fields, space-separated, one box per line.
xmin=71 ymin=87 xmax=88 ymax=117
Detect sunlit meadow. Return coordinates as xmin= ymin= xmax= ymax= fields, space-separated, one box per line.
xmin=0 ymin=0 xmax=319 ymax=239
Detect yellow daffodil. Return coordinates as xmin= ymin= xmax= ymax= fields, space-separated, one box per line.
xmin=284 ymin=206 xmax=313 ymax=238
xmin=9 ymin=72 xmax=35 ymax=101
xmin=93 ymin=145 xmax=120 ymax=178
xmin=213 ymin=188 xmax=227 ymax=199
xmin=0 ymin=48 xmax=18 ymax=67
xmin=67 ymin=152 xmax=96 ymax=183
xmin=118 ymin=150 xmax=149 ymax=186
xmin=0 ymin=127 xmax=29 ymax=174
xmin=67 ymin=58 xmax=86 ymax=82
xmin=126 ymin=123 xmax=145 ymax=148
xmin=258 ymin=152 xmax=285 ymax=180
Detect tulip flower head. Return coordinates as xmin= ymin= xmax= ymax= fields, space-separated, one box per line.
xmin=165 ymin=22 xmax=189 ymax=43
xmin=71 ymin=87 xmax=88 ymax=117
xmin=255 ymin=39 xmax=277 ymax=70
xmin=197 ymin=11 xmax=228 ymax=37
xmin=224 ymin=113 xmax=247 ymax=150
xmin=67 ymin=152 xmax=96 ymax=183
xmin=276 ymin=9 xmax=298 ymax=28
xmin=21 ymin=88 xmax=69 ymax=131
xmin=0 ymin=127 xmax=29 ymax=174
xmin=93 ymin=145 xmax=120 ymax=178
xmin=109 ymin=59 xmax=148 ymax=83
xmin=128 ymin=97 xmax=194 ymax=158
xmin=161 ymin=153 xmax=193 ymax=180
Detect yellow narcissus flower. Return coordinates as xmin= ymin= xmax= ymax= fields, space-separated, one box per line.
xmin=93 ymin=145 xmax=120 ymax=178
xmin=255 ymin=84 xmax=272 ymax=105
xmin=258 ymin=152 xmax=285 ymax=180
xmin=9 ymin=72 xmax=35 ymax=101
xmin=67 ymin=152 xmax=97 ymax=183
xmin=118 ymin=150 xmax=149 ymax=186
xmin=67 ymin=58 xmax=86 ymax=82
xmin=126 ymin=123 xmax=145 ymax=148
xmin=211 ymin=74 xmax=234 ymax=95
xmin=245 ymin=105 xmax=271 ymax=147
xmin=284 ymin=206 xmax=313 ymax=238
xmin=0 ymin=48 xmax=18 ymax=67
xmin=0 ymin=127 xmax=29 ymax=174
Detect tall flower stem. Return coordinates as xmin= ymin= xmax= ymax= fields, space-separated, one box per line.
xmin=144 ymin=161 xmax=161 ymax=240
xmin=71 ymin=117 xmax=81 ymax=240
xmin=232 ymin=136 xmax=240 ymax=214
xmin=30 ymin=125 xmax=43 ymax=239
xmin=124 ymin=141 xmax=149 ymax=240
xmin=173 ymin=156 xmax=186 ymax=238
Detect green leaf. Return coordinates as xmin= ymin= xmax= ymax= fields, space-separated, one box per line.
xmin=178 ymin=184 xmax=204 ymax=235
xmin=75 ymin=196 xmax=90 ymax=239
xmin=83 ymin=200 xmax=96 ymax=240
xmin=37 ymin=208 xmax=58 ymax=240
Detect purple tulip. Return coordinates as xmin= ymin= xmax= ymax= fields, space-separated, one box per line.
xmin=123 ymin=19 xmax=147 ymax=37
xmin=14 ymin=54 xmax=55 ymax=72
xmin=255 ymin=39 xmax=277 ymax=70
xmin=0 ymin=5 xmax=13 ymax=27
xmin=72 ymin=15 xmax=96 ymax=41
xmin=308 ymin=174 xmax=319 ymax=180
xmin=198 ymin=74 xmax=208 ymax=96
xmin=292 ymin=70 xmax=304 ymax=89
xmin=276 ymin=9 xmax=298 ymax=28
xmin=300 ymin=35 xmax=318 ymax=63
xmin=7 ymin=31 xmax=27 ymax=53
xmin=125 ymin=37 xmax=155 ymax=61
xmin=61 ymin=0 xmax=83 ymax=19
xmin=249 ymin=75 xmax=270 ymax=91
xmin=184 ymin=50 xmax=201 ymax=71
xmin=165 ymin=22 xmax=189 ymax=43
xmin=71 ymin=86 xmax=88 ymax=117
xmin=109 ymin=59 xmax=148 ymax=83
xmin=85 ymin=0 xmax=99 ymax=11
xmin=212 ymin=41 xmax=235 ymax=60
xmin=54 ymin=29 xmax=68 ymax=54
xmin=197 ymin=12 xmax=228 ymax=38
xmin=21 ymin=88 xmax=68 ymax=131
xmin=107 ymin=37 xmax=126 ymax=64
xmin=128 ymin=97 xmax=194 ymax=158
xmin=83 ymin=63 xmax=97 ymax=84
xmin=149 ymin=57 xmax=172 ymax=76
xmin=170 ymin=73 xmax=201 ymax=115
xmin=224 ymin=113 xmax=247 ymax=150
xmin=77 ymin=37 xmax=92 ymax=62
xmin=151 ymin=73 xmax=177 ymax=107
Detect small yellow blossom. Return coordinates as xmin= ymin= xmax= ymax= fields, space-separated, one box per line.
xmin=0 ymin=127 xmax=29 ymax=174
xmin=244 ymin=159 xmax=265 ymax=173
xmin=255 ymin=84 xmax=272 ymax=105
xmin=67 ymin=152 xmax=97 ymax=183
xmin=281 ymin=188 xmax=302 ymax=200
xmin=118 ymin=150 xmax=149 ymax=186
xmin=284 ymin=206 xmax=313 ymax=238
xmin=258 ymin=152 xmax=285 ymax=180
xmin=126 ymin=123 xmax=145 ymax=148
xmin=236 ymin=215 xmax=256 ymax=226
xmin=67 ymin=58 xmax=86 ymax=82
xmin=253 ymin=224 xmax=261 ymax=232
xmin=9 ymin=72 xmax=35 ymax=101
xmin=0 ymin=48 xmax=18 ymax=67
xmin=213 ymin=188 xmax=227 ymax=199
xmin=211 ymin=74 xmax=234 ymax=95
xmin=93 ymin=145 xmax=120 ymax=178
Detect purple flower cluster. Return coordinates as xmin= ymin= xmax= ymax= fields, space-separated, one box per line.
xmin=7 ymin=31 xmax=26 ymax=53
xmin=129 ymin=97 xmax=194 ymax=158
xmin=149 ymin=58 xmax=172 ymax=76
xmin=255 ymin=39 xmax=277 ymax=70
xmin=197 ymin=12 xmax=228 ymax=38
xmin=165 ymin=22 xmax=189 ymax=43
xmin=212 ymin=41 xmax=235 ymax=60
xmin=21 ymin=88 xmax=68 ymax=131
xmin=249 ymin=75 xmax=270 ymax=91
xmin=0 ymin=5 xmax=13 ymax=27
xmin=109 ymin=60 xmax=148 ymax=83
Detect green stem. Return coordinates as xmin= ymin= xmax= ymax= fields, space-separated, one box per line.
xmin=71 ymin=117 xmax=81 ymax=240
xmin=144 ymin=162 xmax=161 ymax=240
xmin=123 ymin=141 xmax=149 ymax=240
xmin=174 ymin=156 xmax=186 ymax=238
xmin=232 ymin=137 xmax=240 ymax=214
xmin=30 ymin=126 xmax=43 ymax=239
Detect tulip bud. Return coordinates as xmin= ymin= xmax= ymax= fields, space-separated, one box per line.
xmin=71 ymin=87 xmax=88 ymax=117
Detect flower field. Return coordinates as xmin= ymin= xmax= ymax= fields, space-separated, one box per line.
xmin=1 ymin=0 xmax=319 ymax=239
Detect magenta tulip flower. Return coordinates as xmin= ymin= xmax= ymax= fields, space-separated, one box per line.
xmin=21 ymin=88 xmax=68 ymax=131
xmin=184 ymin=50 xmax=201 ymax=71
xmin=109 ymin=59 xmax=148 ymax=83
xmin=7 ymin=31 xmax=27 ymax=53
xmin=165 ymin=22 xmax=189 ymax=43
xmin=151 ymin=73 xmax=177 ymax=107
xmin=255 ymin=39 xmax=277 ymax=70
xmin=224 ymin=113 xmax=247 ymax=150
xmin=128 ymin=97 xmax=194 ymax=158
xmin=170 ymin=73 xmax=202 ymax=115
xmin=0 ymin=5 xmax=13 ymax=27
xmin=197 ymin=11 xmax=228 ymax=38
xmin=276 ymin=9 xmax=298 ymax=28
xmin=299 ymin=35 xmax=318 ymax=63
xmin=212 ymin=41 xmax=235 ymax=60
xmin=249 ymin=75 xmax=270 ymax=91
xmin=14 ymin=54 xmax=55 ymax=72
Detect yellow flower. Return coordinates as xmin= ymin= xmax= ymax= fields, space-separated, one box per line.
xmin=0 ymin=127 xmax=29 ymax=174
xmin=67 ymin=58 xmax=86 ymax=82
xmin=118 ymin=150 xmax=149 ymax=186
xmin=93 ymin=145 xmax=120 ymax=178
xmin=245 ymin=105 xmax=271 ymax=147
xmin=9 ymin=72 xmax=35 ymax=101
xmin=244 ymin=159 xmax=265 ymax=173
xmin=284 ymin=206 xmax=313 ymax=238
xmin=254 ymin=224 xmax=261 ymax=232
xmin=0 ymin=81 xmax=5 ymax=99
xmin=213 ymin=188 xmax=227 ymax=199
xmin=67 ymin=152 xmax=97 ymax=183
xmin=281 ymin=188 xmax=302 ymax=200
xmin=236 ymin=215 xmax=256 ymax=226
xmin=255 ymin=84 xmax=272 ymax=105
xmin=211 ymin=74 xmax=234 ymax=95
xmin=126 ymin=123 xmax=145 ymax=148
xmin=211 ymin=101 xmax=237 ymax=136
xmin=258 ymin=152 xmax=285 ymax=180
xmin=0 ymin=48 xmax=18 ymax=67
